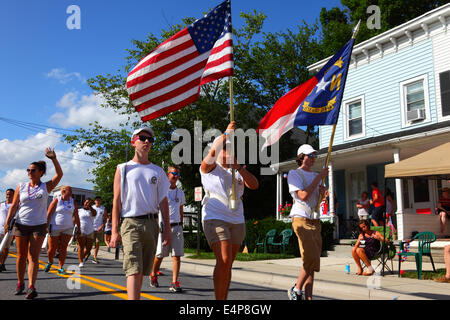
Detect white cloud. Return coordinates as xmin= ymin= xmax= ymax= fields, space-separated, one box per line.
xmin=49 ymin=92 xmax=136 ymax=129
xmin=44 ymin=68 xmax=85 ymax=84
xmin=0 ymin=129 xmax=95 ymax=201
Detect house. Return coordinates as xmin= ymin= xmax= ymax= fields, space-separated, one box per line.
xmin=271 ymin=4 xmax=450 ymax=241
xmin=50 ymin=186 xmax=96 ymax=207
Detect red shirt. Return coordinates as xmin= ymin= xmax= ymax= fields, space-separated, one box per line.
xmin=372 ymin=188 xmax=384 ymax=207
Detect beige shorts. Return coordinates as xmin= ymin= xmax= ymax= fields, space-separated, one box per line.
xmin=120 ymin=217 xmax=158 ymax=277
xmin=292 ymin=218 xmax=322 ymax=273
xmin=93 ymin=230 xmax=103 ymax=243
xmin=80 ymin=232 xmax=94 ymax=240
xmin=156 ymin=225 xmax=184 ymax=258
xmin=50 ymin=227 xmax=73 ymax=237
xmin=202 ymin=219 xmax=245 ymax=247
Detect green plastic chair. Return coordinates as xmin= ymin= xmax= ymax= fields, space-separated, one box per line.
xmin=270 ymin=229 xmax=293 ymax=254
xmin=255 ymin=229 xmax=277 ymax=253
xmin=398 ymin=231 xmax=436 ymax=279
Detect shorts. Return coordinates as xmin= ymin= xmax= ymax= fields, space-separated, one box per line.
xmin=121 ymin=217 xmax=158 ymax=277
xmin=155 ymin=225 xmax=184 ymax=258
xmin=93 ymin=230 xmax=103 ymax=243
xmin=358 ymin=215 xmax=368 ymax=220
xmin=50 ymin=227 xmax=73 ymax=237
xmin=0 ymin=233 xmax=13 ymax=250
xmin=79 ymin=232 xmax=94 ymax=240
xmin=14 ymin=223 xmax=47 ymax=238
xmin=202 ymin=219 xmax=245 ymax=247
xmin=104 ymin=230 xmax=112 ymax=236
xmin=372 ymin=206 xmax=385 ymax=223
xmin=292 ymin=218 xmax=322 ymax=273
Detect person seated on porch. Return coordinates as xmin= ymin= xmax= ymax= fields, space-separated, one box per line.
xmin=357 ymin=191 xmax=370 ymax=220
xmin=436 ymin=187 xmax=450 ymax=235
xmin=369 ymin=182 xmax=385 ymax=227
xmin=351 ymin=220 xmax=385 ymax=276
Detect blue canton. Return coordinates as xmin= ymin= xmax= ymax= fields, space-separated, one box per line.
xmin=187 ymin=0 xmax=231 ymax=54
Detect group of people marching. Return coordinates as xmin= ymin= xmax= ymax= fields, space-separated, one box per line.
xmin=1 ymin=122 xmax=329 ymax=301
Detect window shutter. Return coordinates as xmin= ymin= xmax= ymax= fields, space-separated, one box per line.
xmin=440 ymin=71 xmax=450 ymax=116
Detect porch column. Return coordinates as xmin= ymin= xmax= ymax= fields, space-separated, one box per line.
xmin=393 ymin=148 xmax=404 ymax=240
xmin=276 ymin=172 xmax=280 ymax=220
xmin=328 ymin=161 xmax=338 ymax=240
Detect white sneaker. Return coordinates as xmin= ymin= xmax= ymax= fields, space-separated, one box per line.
xmin=79 ymin=262 xmax=84 ymax=268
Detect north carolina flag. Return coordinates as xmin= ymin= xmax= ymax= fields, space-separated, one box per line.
xmin=258 ymin=39 xmax=355 ymax=148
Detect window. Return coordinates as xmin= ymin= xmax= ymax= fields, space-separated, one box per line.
xmin=400 ymin=74 xmax=430 ymax=127
xmin=439 ymin=71 xmax=450 ymax=117
xmin=344 ymin=95 xmax=365 ymax=140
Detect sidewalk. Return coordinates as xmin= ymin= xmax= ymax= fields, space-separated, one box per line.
xmin=94 ymin=245 xmax=450 ymax=300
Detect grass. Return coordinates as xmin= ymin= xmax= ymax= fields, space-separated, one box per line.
xmin=400 ymin=268 xmax=446 ymax=280
xmin=184 ymin=248 xmax=295 ymax=261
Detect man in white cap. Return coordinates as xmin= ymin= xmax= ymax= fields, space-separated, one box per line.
xmin=110 ymin=127 xmax=171 ymax=300
xmin=287 ymin=144 xmax=328 ymax=301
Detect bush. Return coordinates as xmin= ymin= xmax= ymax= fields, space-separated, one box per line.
xmin=183 ymin=225 xmax=211 ymax=252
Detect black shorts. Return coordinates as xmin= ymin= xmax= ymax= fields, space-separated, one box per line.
xmin=104 ymin=230 xmax=112 ymax=235
xmin=14 ymin=223 xmax=47 ymax=237
xmin=372 ymin=206 xmax=385 ymax=223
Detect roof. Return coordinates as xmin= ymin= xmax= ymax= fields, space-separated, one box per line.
xmin=385 ymin=142 xmax=450 ymax=179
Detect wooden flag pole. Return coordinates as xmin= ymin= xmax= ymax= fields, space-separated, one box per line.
xmin=314 ymin=20 xmax=361 ymax=215
xmin=229 ymin=76 xmax=237 ymax=210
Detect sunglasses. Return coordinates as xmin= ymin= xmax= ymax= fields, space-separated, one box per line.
xmin=133 ymin=135 xmax=154 ymax=143
xmin=27 ymin=168 xmax=37 ymax=173
xmin=306 ymin=153 xmax=317 ymax=159
xmin=169 ymin=171 xmax=180 ymax=177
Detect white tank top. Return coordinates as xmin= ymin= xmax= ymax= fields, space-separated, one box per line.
xmin=0 ymin=202 xmax=11 ymax=234
xmin=16 ymin=182 xmax=48 ymax=226
xmin=50 ymin=196 xmax=75 ymax=231
xmin=78 ymin=208 xmax=94 ymax=235
xmin=92 ymin=205 xmax=105 ymax=229
xmin=104 ymin=217 xmax=112 ymax=232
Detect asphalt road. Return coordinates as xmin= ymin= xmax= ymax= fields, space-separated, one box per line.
xmin=0 ymin=247 xmax=294 ymax=301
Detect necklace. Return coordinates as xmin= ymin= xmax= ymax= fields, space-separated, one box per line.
xmin=169 ymin=188 xmax=179 ymax=203
xmin=27 ymin=182 xmax=42 ymax=200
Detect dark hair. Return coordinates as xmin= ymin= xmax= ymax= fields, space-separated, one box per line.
xmin=385 ymin=188 xmax=393 ymax=197
xmin=95 ymin=196 xmax=102 ymax=200
xmin=6 ymin=188 xmax=14 ymax=194
xmin=371 ymin=181 xmax=378 ymax=188
xmin=30 ymin=161 xmax=46 ymax=176
xmin=358 ymin=220 xmax=371 ymax=234
xmin=361 ymin=191 xmax=368 ymax=197
xmin=296 ymin=154 xmax=306 ymax=167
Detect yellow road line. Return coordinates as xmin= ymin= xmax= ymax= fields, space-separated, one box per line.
xmin=8 ymin=253 xmax=163 ymax=300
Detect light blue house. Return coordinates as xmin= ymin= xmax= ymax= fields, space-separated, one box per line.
xmin=272 ymin=4 xmax=450 ymax=241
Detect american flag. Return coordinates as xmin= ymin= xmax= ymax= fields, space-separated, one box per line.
xmin=127 ymin=0 xmax=234 ymax=122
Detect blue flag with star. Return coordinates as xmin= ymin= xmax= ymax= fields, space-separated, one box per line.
xmin=294 ymin=39 xmax=355 ymax=126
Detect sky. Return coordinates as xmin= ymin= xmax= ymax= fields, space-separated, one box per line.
xmin=0 ymin=0 xmax=343 ymax=201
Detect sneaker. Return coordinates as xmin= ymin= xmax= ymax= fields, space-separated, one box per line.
xmin=149 ymin=275 xmax=159 ymax=288
xmin=15 ymin=283 xmax=25 ymax=295
xmin=434 ymin=275 xmax=450 ymax=283
xmin=44 ymin=262 xmax=52 ymax=273
xmin=25 ymin=288 xmax=38 ymax=300
xmin=79 ymin=262 xmax=84 ymax=268
xmin=0 ymin=264 xmax=6 ymax=272
xmin=170 ymin=281 xmax=182 ymax=293
xmin=57 ymin=268 xmax=67 ymax=275
xmin=92 ymin=257 xmax=98 ymax=264
xmin=156 ymin=271 xmax=164 ymax=276
xmin=287 ymin=285 xmax=303 ymax=301
xmin=84 ymin=252 xmax=91 ymax=262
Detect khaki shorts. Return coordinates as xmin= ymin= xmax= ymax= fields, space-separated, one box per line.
xmin=80 ymin=232 xmax=94 ymax=240
xmin=121 ymin=217 xmax=158 ymax=277
xmin=93 ymin=230 xmax=103 ymax=243
xmin=14 ymin=223 xmax=47 ymax=238
xmin=292 ymin=218 xmax=322 ymax=273
xmin=156 ymin=225 xmax=184 ymax=258
xmin=202 ymin=219 xmax=245 ymax=247
xmin=50 ymin=227 xmax=73 ymax=237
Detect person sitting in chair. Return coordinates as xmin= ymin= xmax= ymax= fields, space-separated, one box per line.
xmin=351 ymin=220 xmax=386 ymax=276
xmin=436 ymin=187 xmax=450 ymax=235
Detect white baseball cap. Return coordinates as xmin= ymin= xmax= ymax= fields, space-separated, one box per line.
xmin=132 ymin=127 xmax=154 ymax=139
xmin=297 ymin=144 xmax=317 ymax=156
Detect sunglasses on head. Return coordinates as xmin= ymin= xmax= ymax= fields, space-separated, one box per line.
xmin=134 ymin=135 xmax=154 ymax=143
xmin=169 ymin=171 xmax=180 ymax=177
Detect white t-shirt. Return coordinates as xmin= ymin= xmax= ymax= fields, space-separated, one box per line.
xmin=16 ymin=182 xmax=49 ymax=226
xmin=92 ymin=205 xmax=105 ymax=230
xmin=50 ymin=196 xmax=75 ymax=231
xmin=288 ymin=168 xmax=320 ymax=219
xmin=78 ymin=208 xmax=95 ymax=235
xmin=118 ymin=161 xmax=170 ymax=218
xmin=167 ymin=187 xmax=185 ymax=224
xmin=104 ymin=217 xmax=112 ymax=232
xmin=200 ymin=163 xmax=245 ymax=224
xmin=0 ymin=202 xmax=11 ymax=235
xmin=357 ymin=199 xmax=370 ymax=217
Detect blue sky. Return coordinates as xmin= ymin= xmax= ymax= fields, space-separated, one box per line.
xmin=0 ymin=0 xmax=342 ymax=200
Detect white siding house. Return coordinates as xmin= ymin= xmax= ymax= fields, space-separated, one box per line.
xmin=271 ymin=4 xmax=450 ymax=241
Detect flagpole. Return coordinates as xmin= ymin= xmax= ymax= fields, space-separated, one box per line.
xmin=315 ymin=20 xmax=361 ymax=215
xmin=229 ymin=76 xmax=237 ymax=210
